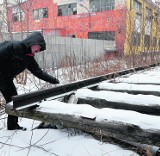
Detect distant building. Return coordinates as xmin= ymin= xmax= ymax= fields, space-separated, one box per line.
xmin=2 ymin=0 xmax=160 ymax=55
xmin=125 ymin=0 xmax=160 ymax=55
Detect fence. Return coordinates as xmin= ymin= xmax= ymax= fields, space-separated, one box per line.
xmin=0 ymin=32 xmax=116 ymax=69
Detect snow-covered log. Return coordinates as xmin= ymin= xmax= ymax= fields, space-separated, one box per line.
xmin=5 ymin=104 xmax=160 ymax=147
xmin=97 ymin=82 xmax=160 ymax=96
xmin=75 ymin=88 xmax=160 ymax=116
xmin=77 ymin=97 xmax=160 ymax=116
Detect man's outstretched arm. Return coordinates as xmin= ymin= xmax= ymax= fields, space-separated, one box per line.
xmin=27 ymin=57 xmax=59 ymax=84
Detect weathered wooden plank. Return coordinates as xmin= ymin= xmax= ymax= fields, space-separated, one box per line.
xmin=5 ymin=104 xmax=160 ymax=146
xmin=97 ymin=83 xmax=160 ymax=96
xmin=98 ymin=89 xmax=160 ymax=96
xmin=77 ymin=97 xmax=160 ymax=116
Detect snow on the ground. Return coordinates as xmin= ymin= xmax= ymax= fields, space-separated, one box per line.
xmin=0 ymin=114 xmax=138 ymax=156
xmin=111 ymin=66 xmax=160 ymax=84
xmin=1 ymin=66 xmax=160 ymax=156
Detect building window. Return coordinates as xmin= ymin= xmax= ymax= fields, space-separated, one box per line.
xmin=131 ymin=32 xmax=140 ymax=46
xmin=88 ymin=31 xmax=115 ymax=40
xmin=146 ymin=7 xmax=152 ymax=19
xmin=58 ymin=3 xmax=77 ymax=16
xmin=133 ymin=0 xmax=142 ymax=33
xmin=134 ymin=0 xmax=142 ymax=14
xmin=33 ymin=8 xmax=48 ymax=20
xmin=145 ymin=7 xmax=152 ymax=35
xmin=153 ymin=12 xmax=158 ymax=23
xmin=90 ymin=0 xmax=115 ymax=12
xmin=0 ymin=20 xmax=3 ymax=28
xmin=12 ymin=6 xmax=24 ymax=22
xmin=134 ymin=14 xmax=141 ymax=32
xmin=144 ymin=35 xmax=150 ymax=47
xmin=153 ymin=37 xmax=157 ymax=47
xmin=18 ymin=0 xmax=27 ymax=3
xmin=0 ymin=11 xmax=2 ymax=27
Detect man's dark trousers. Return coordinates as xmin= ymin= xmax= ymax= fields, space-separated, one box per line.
xmin=0 ymin=77 xmax=18 ymax=129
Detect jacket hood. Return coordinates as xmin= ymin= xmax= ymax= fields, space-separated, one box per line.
xmin=22 ymin=32 xmax=46 ymax=53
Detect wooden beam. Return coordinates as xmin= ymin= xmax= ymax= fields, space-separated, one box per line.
xmin=95 ymin=87 xmax=160 ymax=96
xmin=5 ymin=104 xmax=160 ymax=146
xmin=77 ymin=98 xmax=160 ymax=116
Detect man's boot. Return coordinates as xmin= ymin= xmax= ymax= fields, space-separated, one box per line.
xmin=7 ymin=115 xmax=26 ymax=130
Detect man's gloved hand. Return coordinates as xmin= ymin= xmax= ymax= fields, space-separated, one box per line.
xmin=52 ymin=77 xmax=60 ymax=84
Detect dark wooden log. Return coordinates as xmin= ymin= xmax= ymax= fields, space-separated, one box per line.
xmin=77 ymin=97 xmax=160 ymax=116
xmin=5 ymin=104 xmax=160 ymax=146
xmin=96 ymin=87 xmax=160 ymax=96
xmin=108 ymin=81 xmax=160 ymax=85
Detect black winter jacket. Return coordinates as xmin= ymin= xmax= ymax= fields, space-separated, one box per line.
xmin=0 ymin=32 xmax=59 ymax=84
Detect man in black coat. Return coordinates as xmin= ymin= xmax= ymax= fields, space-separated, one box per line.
xmin=0 ymin=32 xmax=59 ymax=130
